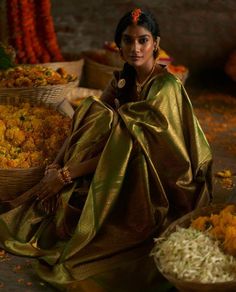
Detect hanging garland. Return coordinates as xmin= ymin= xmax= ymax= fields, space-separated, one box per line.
xmin=36 ymin=0 xmax=64 ymax=62
xmin=7 ymin=0 xmax=25 ymax=63
xmin=6 ymin=0 xmax=64 ymax=64
xmin=28 ymin=0 xmax=51 ymax=63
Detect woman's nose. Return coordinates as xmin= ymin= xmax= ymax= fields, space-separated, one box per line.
xmin=131 ymin=40 xmax=141 ymax=53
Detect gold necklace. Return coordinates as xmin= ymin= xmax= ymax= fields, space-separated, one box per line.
xmin=136 ymin=60 xmax=157 ymax=94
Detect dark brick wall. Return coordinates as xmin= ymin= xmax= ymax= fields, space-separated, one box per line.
xmin=52 ymin=1 xmax=236 ymax=73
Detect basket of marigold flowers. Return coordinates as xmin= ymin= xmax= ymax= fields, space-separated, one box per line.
xmin=0 ymin=43 xmax=84 ymax=104
xmin=150 ymin=203 xmax=236 ymax=292
xmin=0 ymin=95 xmax=73 ymax=201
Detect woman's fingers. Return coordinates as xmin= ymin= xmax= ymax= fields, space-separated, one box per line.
xmin=38 ymin=195 xmax=59 ymax=215
xmin=35 ymin=181 xmax=57 ymax=201
xmin=35 ymin=182 xmax=48 ymax=200
xmin=50 ymin=197 xmax=57 ymax=213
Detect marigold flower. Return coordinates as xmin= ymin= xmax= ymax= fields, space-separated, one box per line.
xmin=191 ymin=205 xmax=236 ymax=255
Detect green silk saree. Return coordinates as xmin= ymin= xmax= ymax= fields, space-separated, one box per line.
xmin=0 ymin=72 xmax=212 ymax=291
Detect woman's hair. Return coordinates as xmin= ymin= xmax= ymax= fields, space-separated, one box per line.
xmin=114 ymin=8 xmax=160 ymax=104
xmin=115 ymin=9 xmax=160 ymax=49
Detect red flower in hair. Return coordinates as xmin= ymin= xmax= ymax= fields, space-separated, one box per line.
xmin=132 ymin=8 xmax=142 ymax=24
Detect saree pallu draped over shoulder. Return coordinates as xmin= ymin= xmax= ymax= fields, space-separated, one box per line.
xmin=0 ymin=72 xmax=212 ymax=291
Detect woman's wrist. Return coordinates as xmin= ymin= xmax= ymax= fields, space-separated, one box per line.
xmin=44 ymin=163 xmax=61 ymax=175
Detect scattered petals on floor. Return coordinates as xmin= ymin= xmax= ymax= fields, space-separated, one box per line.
xmin=191 ymin=92 xmax=236 ymax=200
xmin=214 ymin=169 xmax=235 ymax=190
xmin=193 ymin=93 xmax=236 ymax=157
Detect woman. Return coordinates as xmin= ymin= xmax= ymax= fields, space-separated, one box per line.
xmin=0 ymin=8 xmax=212 ymax=291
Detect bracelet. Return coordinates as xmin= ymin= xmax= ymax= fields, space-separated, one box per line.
xmin=61 ymin=166 xmax=73 ymax=184
xmin=57 ymin=166 xmax=73 ymax=185
xmin=57 ymin=169 xmax=66 ymax=185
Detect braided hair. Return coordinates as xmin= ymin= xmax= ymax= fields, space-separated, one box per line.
xmin=114 ymin=8 xmax=160 ymax=103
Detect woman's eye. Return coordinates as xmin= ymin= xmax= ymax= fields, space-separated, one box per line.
xmin=122 ymin=37 xmax=132 ymax=44
xmin=139 ymin=38 xmax=148 ymax=44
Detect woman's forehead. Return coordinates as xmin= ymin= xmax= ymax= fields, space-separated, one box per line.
xmin=122 ymin=24 xmax=152 ymax=38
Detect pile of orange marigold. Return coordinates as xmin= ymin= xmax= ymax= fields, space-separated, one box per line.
xmin=0 ymin=102 xmax=71 ymax=168
xmin=191 ymin=205 xmax=236 ymax=256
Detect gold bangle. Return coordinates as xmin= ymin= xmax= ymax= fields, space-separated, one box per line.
xmin=61 ymin=166 xmax=73 ymax=185
xmin=57 ymin=169 xmax=66 ymax=185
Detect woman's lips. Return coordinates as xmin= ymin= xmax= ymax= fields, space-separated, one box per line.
xmin=130 ymin=55 xmax=142 ymax=61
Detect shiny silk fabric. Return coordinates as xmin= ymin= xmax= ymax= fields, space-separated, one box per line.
xmin=0 ymin=71 xmax=212 ymax=291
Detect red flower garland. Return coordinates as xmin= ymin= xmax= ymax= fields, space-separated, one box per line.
xmin=7 ymin=0 xmax=26 ymax=63
xmin=6 ymin=0 xmax=64 ymax=64
xmin=19 ymin=0 xmax=38 ymax=64
xmin=131 ymin=8 xmax=142 ymax=24
xmin=36 ymin=0 xmax=64 ymax=62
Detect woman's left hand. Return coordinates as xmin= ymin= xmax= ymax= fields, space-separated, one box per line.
xmin=35 ymin=168 xmax=65 ymax=202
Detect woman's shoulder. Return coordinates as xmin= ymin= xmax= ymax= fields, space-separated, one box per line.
xmin=152 ymin=66 xmax=182 ymax=91
xmin=155 ymin=65 xmax=181 ymax=84
xmin=146 ymin=66 xmax=185 ymax=102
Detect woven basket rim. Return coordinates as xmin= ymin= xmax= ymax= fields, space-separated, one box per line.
xmin=0 ymin=166 xmax=44 ymax=171
xmin=160 ymin=273 xmax=236 ymax=286
xmin=41 ymin=59 xmax=84 ymax=65
xmin=85 ymin=57 xmax=120 ymax=71
xmin=82 ymin=49 xmax=120 ymax=70
xmin=0 ymin=80 xmax=79 ymax=91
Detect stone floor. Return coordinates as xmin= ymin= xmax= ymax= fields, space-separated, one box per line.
xmin=187 ymin=73 xmax=236 ymax=205
xmin=0 ymin=75 xmax=235 ymax=291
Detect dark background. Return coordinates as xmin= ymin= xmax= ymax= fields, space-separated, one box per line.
xmin=51 ymin=0 xmax=236 ymax=77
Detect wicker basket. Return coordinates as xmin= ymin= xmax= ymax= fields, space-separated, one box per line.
xmin=66 ymin=86 xmax=102 ymax=107
xmin=104 ymin=50 xmax=124 ymax=68
xmin=152 ymin=204 xmax=236 ymax=292
xmin=81 ymin=50 xmax=120 ymax=90
xmin=41 ymin=59 xmax=84 ymax=79
xmin=0 ymin=59 xmax=84 ymax=104
xmin=0 ymin=95 xmax=74 ymax=201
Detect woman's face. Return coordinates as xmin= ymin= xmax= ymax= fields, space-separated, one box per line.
xmin=120 ymin=24 xmax=156 ymax=68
